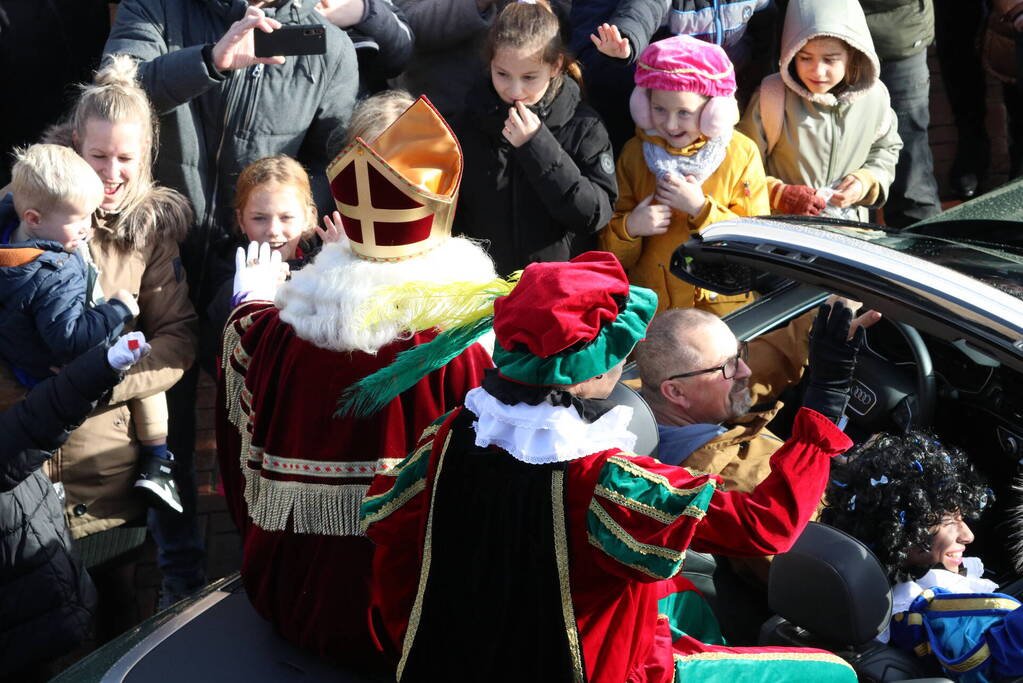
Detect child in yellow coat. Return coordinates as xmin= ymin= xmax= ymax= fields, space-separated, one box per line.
xmin=599 ymin=35 xmax=769 ymax=315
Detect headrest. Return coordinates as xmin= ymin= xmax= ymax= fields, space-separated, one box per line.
xmin=769 ymin=522 xmax=891 ymax=646
xmin=607 ymin=382 xmax=659 ymax=459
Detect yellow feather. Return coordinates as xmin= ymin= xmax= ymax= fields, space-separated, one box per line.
xmin=358 ymin=272 xmax=521 ymax=332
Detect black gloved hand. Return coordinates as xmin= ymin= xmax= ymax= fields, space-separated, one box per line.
xmin=802 ymin=302 xmax=865 ymax=423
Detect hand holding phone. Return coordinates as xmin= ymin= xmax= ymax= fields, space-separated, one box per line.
xmin=253 ymin=24 xmax=327 ymax=57
xmin=212 ymin=5 xmax=286 ymax=72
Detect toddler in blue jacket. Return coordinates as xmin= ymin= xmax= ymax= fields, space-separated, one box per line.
xmin=0 ymin=144 xmax=181 ymax=513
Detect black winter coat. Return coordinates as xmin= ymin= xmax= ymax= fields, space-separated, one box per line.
xmin=452 ymin=77 xmax=617 ymax=277
xmin=0 ymin=344 xmax=122 ymax=675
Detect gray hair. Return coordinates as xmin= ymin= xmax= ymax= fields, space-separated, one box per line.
xmin=634 ymin=308 xmax=719 ymax=398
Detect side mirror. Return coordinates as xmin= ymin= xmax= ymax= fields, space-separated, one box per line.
xmin=670 ymin=240 xmax=759 ymax=295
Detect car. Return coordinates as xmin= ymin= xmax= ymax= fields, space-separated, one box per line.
xmin=54 ymin=191 xmax=1023 ymax=682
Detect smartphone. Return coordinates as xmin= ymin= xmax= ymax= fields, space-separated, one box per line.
xmin=253 ymin=24 xmax=327 ymax=58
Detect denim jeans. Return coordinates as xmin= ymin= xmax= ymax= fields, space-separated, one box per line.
xmin=149 ymin=363 xmax=206 ymax=606
xmin=878 ymin=50 xmax=942 ymax=228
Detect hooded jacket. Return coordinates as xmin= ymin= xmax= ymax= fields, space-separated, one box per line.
xmin=104 ymin=0 xmax=358 ymax=308
xmin=452 ymin=77 xmax=617 ymax=276
xmin=599 ymin=129 xmax=769 ymax=316
xmin=0 ymin=344 xmax=123 ymax=675
xmin=736 ymin=0 xmax=902 ymax=221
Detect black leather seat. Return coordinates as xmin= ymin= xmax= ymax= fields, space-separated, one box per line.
xmin=760 ymin=522 xmax=949 ymax=682
xmin=608 ymin=381 xmax=659 ymax=459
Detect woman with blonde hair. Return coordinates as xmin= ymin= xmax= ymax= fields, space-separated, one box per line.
xmin=0 ymin=54 xmax=201 ymax=632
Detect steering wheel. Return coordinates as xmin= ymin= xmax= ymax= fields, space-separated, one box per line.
xmin=843 ymin=319 xmax=937 ymax=437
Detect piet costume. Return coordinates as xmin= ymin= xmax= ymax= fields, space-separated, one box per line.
xmin=354 ymin=252 xmax=858 ymax=682
xmin=889 ymin=576 xmax=1023 ymax=682
xmin=216 ymin=98 xmax=495 ymax=663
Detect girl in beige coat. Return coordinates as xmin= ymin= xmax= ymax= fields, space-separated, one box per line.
xmin=737 ymin=0 xmax=902 ymax=222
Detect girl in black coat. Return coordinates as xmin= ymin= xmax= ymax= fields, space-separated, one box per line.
xmin=0 ymin=334 xmax=147 ymax=680
xmin=452 ymin=0 xmax=617 ymax=277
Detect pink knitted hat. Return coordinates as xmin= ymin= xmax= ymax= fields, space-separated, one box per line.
xmin=630 ymin=35 xmax=739 ymax=139
xmin=634 ymin=35 xmax=736 ymax=96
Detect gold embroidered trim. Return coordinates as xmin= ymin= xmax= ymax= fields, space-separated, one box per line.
xmin=552 ymin=471 xmax=585 ymax=683
xmin=905 ymin=613 xmax=923 ymax=626
xmin=248 ymin=480 xmax=368 ymax=536
xmin=673 ymin=651 xmax=853 ymax=666
xmin=607 ymin=456 xmax=716 ymax=497
xmin=588 ymin=500 xmax=684 ymax=563
xmin=397 ymin=430 xmax=453 ymax=680
xmin=637 ymin=61 xmax=734 ymax=80
xmin=260 ymin=455 xmax=403 ymax=478
xmin=683 ymin=504 xmax=708 ymax=521
xmin=948 ymin=643 xmax=990 ymax=672
xmin=595 ymin=485 xmax=676 ymax=525
xmin=587 ymin=533 xmax=680 ymax=581
xmin=927 ymin=596 xmax=1020 ymax=612
xmin=361 ymin=479 xmax=427 ymax=531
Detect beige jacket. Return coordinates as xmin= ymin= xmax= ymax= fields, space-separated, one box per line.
xmin=0 ymin=217 xmax=197 ymax=537
xmin=736 ymin=0 xmax=902 ymax=221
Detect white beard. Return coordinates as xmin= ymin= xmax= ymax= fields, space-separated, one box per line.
xmin=276 ymin=237 xmax=496 ymax=354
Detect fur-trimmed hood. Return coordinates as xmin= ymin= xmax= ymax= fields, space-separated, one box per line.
xmin=41 ymin=122 xmax=191 ymax=251
xmin=778 ymin=0 xmax=881 ymax=107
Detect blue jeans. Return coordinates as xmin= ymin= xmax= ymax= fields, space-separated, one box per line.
xmin=149 ymin=363 xmax=206 ymax=606
xmin=878 ymin=50 xmax=942 ymax=228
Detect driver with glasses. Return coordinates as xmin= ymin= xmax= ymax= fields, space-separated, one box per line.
xmin=635 ymin=298 xmax=879 ymax=494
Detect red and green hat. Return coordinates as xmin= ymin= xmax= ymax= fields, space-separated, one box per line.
xmin=337 ymin=251 xmax=657 ymax=416
xmin=493 ymin=252 xmax=657 ymax=385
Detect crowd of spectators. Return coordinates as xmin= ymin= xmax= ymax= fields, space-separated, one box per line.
xmin=1 ymin=0 xmax=1022 ymax=678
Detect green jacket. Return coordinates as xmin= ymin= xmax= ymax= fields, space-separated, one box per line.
xmin=737 ymin=0 xmax=903 ymax=221
xmin=860 ymin=0 xmax=935 ymax=60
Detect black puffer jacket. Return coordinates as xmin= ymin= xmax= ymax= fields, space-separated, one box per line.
xmin=452 ymin=77 xmax=617 ymax=276
xmin=0 ymin=344 xmax=123 ymax=675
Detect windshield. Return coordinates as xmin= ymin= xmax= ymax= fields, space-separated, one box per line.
xmin=812 ymin=224 xmax=1023 ymax=296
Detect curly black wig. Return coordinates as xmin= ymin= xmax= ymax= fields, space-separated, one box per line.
xmin=821 ymin=431 xmax=991 ymax=584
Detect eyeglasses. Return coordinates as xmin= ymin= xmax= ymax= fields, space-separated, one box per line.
xmin=666 ymin=341 xmax=748 ymax=381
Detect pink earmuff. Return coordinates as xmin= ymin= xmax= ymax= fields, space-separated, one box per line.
xmin=629 ymin=87 xmax=739 ymax=139
xmin=699 ymin=96 xmax=740 ymax=139
xmin=629 ymin=87 xmax=653 ymax=129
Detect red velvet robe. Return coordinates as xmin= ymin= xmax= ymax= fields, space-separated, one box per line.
xmin=216 ymin=301 xmax=491 ymax=664
xmin=363 ymin=405 xmax=857 ymax=682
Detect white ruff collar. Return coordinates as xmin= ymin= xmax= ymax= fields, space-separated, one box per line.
xmin=464 ymin=387 xmax=636 ymax=465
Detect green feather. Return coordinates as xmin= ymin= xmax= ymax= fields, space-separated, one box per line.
xmin=336 ymin=316 xmax=494 ymax=419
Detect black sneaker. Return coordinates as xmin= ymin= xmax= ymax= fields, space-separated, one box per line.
xmin=135 ymin=453 xmax=183 ymax=514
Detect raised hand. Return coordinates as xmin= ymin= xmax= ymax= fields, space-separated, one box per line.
xmin=232 ymin=241 xmax=285 ymax=305
xmin=590 ymin=23 xmax=631 ymax=59
xmin=316 ymin=211 xmax=346 ymax=244
xmin=211 ymin=5 xmax=285 ymax=72
xmin=625 ymin=194 xmax=672 ymax=237
xmin=315 ymin=0 xmax=365 ymax=28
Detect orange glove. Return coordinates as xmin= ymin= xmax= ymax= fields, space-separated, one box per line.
xmin=775 ymin=184 xmax=826 ymax=216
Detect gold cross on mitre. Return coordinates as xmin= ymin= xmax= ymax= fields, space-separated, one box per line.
xmin=327 ymin=97 xmax=461 ymax=262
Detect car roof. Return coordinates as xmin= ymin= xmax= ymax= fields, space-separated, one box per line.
xmin=679 ymin=219 xmax=1023 ymax=370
